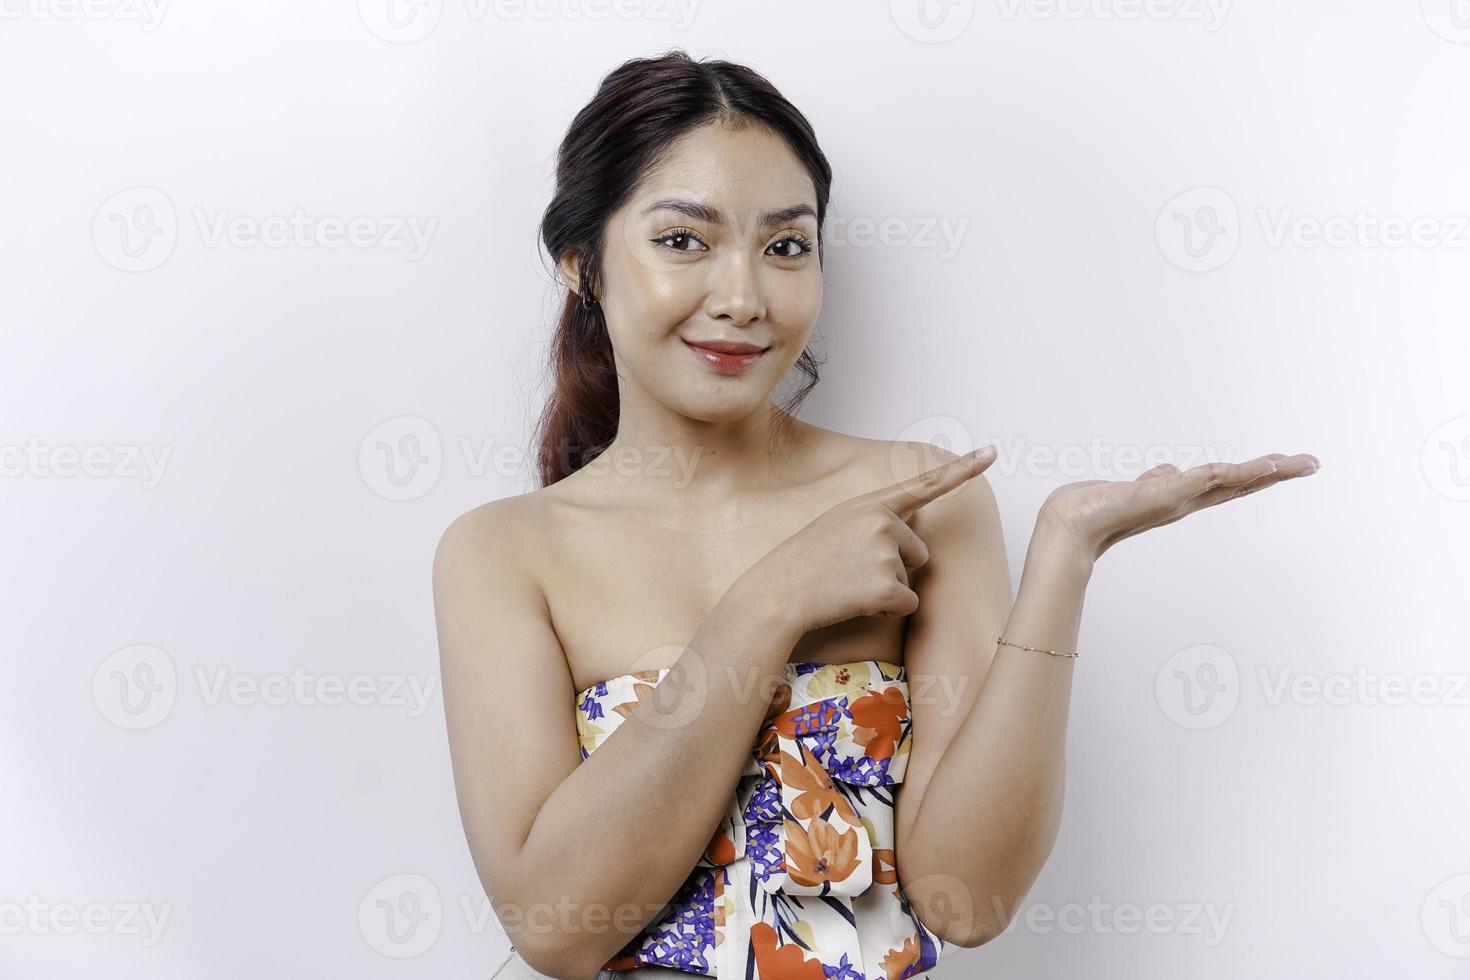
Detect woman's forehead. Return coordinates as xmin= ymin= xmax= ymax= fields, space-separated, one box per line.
xmin=632 ymin=126 xmax=816 ymax=214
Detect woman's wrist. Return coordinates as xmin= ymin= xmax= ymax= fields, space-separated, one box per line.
xmin=721 ymin=571 xmax=807 ymax=649
xmin=996 ymin=521 xmax=1092 ymax=661
xmin=1025 ymin=516 xmax=1096 ymax=587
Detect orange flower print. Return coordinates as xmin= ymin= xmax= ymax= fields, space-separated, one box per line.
xmin=603 ymin=948 xmax=642 ymax=971
xmin=872 ymin=847 xmax=898 ymax=885
xmin=757 ymin=725 xmax=781 ymax=765
xmin=848 ymin=686 xmax=908 ymax=761
xmin=704 ymin=820 xmax=736 ymax=865
xmin=713 ymin=874 xmax=727 ymax=948
xmin=572 ymin=665 xmax=930 ymax=979
xmin=880 ymin=936 xmax=922 ymax=980
xmin=804 ymin=662 xmax=873 ymax=698
xmin=763 ymin=682 xmax=792 ymax=724
xmin=780 ymin=741 xmax=861 ymax=824
xmin=610 ymin=681 xmax=657 ymax=719
xmin=750 ymin=921 xmax=827 ymax=980
xmin=782 ymin=817 xmax=864 ymax=889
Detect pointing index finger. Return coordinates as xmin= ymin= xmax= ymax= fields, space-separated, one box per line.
xmin=880 ymin=446 xmax=995 ymax=521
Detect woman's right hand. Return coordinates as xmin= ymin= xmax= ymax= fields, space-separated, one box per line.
xmin=741 ymin=446 xmax=997 ymax=636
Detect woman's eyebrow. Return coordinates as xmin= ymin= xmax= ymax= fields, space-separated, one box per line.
xmin=642 ymin=199 xmax=817 ymax=227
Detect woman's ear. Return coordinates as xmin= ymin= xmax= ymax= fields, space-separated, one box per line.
xmin=557 ymin=252 xmax=582 ymax=299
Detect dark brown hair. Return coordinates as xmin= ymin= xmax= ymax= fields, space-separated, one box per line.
xmin=533 ymin=48 xmax=834 ymax=488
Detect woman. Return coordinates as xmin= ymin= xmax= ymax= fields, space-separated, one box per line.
xmin=433 ymin=49 xmax=1319 ymax=980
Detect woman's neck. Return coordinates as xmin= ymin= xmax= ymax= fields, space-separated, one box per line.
xmin=590 ymin=406 xmax=809 ymax=501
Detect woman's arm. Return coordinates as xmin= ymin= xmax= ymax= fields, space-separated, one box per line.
xmin=883 ymin=441 xmax=1087 ymax=949
xmin=894 ymin=451 xmax=1314 ymax=947
xmin=897 ymin=509 xmax=1090 ymax=948
xmin=433 ymin=498 xmax=801 ymax=980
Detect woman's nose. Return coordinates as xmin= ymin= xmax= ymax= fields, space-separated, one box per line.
xmin=704 ymin=253 xmax=766 ymax=325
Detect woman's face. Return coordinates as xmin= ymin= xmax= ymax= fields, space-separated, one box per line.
xmin=566 ymin=122 xmax=823 ymax=424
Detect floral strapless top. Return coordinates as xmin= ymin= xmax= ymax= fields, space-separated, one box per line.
xmin=573 ymin=659 xmax=955 ymax=980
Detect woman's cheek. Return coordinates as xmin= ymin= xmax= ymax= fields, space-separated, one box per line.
xmin=773 ymin=278 xmax=823 ymax=328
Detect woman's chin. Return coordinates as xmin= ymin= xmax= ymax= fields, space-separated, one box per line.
xmin=673 ymin=390 xmax=770 ymax=424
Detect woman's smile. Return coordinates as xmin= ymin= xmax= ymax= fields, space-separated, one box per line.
xmin=682 ymin=337 xmax=770 ymax=375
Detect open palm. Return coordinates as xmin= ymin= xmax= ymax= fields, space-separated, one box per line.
xmin=1039 ymin=452 xmax=1321 ymax=562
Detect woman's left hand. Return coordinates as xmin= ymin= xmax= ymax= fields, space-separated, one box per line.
xmin=1036 ymin=452 xmax=1321 ymax=563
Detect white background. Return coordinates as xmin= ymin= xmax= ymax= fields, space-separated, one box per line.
xmin=3 ymin=0 xmax=1468 ymax=977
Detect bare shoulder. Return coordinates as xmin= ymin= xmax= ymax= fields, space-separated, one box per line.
xmin=851 ymin=434 xmax=1001 ymax=533
xmin=429 ymin=493 xmax=575 ymax=659
xmin=432 ymin=491 xmax=545 ymax=582
xmin=786 ymin=424 xmax=1000 ymax=534
xmin=865 ymin=437 xmax=1007 ymax=604
xmin=844 ymin=433 xmax=996 ymax=491
xmin=431 ymin=488 xmax=583 ymax=912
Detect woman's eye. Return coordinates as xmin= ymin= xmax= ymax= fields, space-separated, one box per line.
xmin=650 ymin=229 xmax=814 ymax=258
xmin=769 ymin=234 xmax=815 ymax=259
xmin=651 ymin=229 xmax=707 ymax=252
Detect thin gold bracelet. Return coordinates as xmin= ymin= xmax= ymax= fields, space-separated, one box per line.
xmin=996 ymin=635 xmax=1078 ymax=659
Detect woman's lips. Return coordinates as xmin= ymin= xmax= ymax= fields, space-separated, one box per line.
xmin=683 ymin=340 xmax=768 ymax=375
